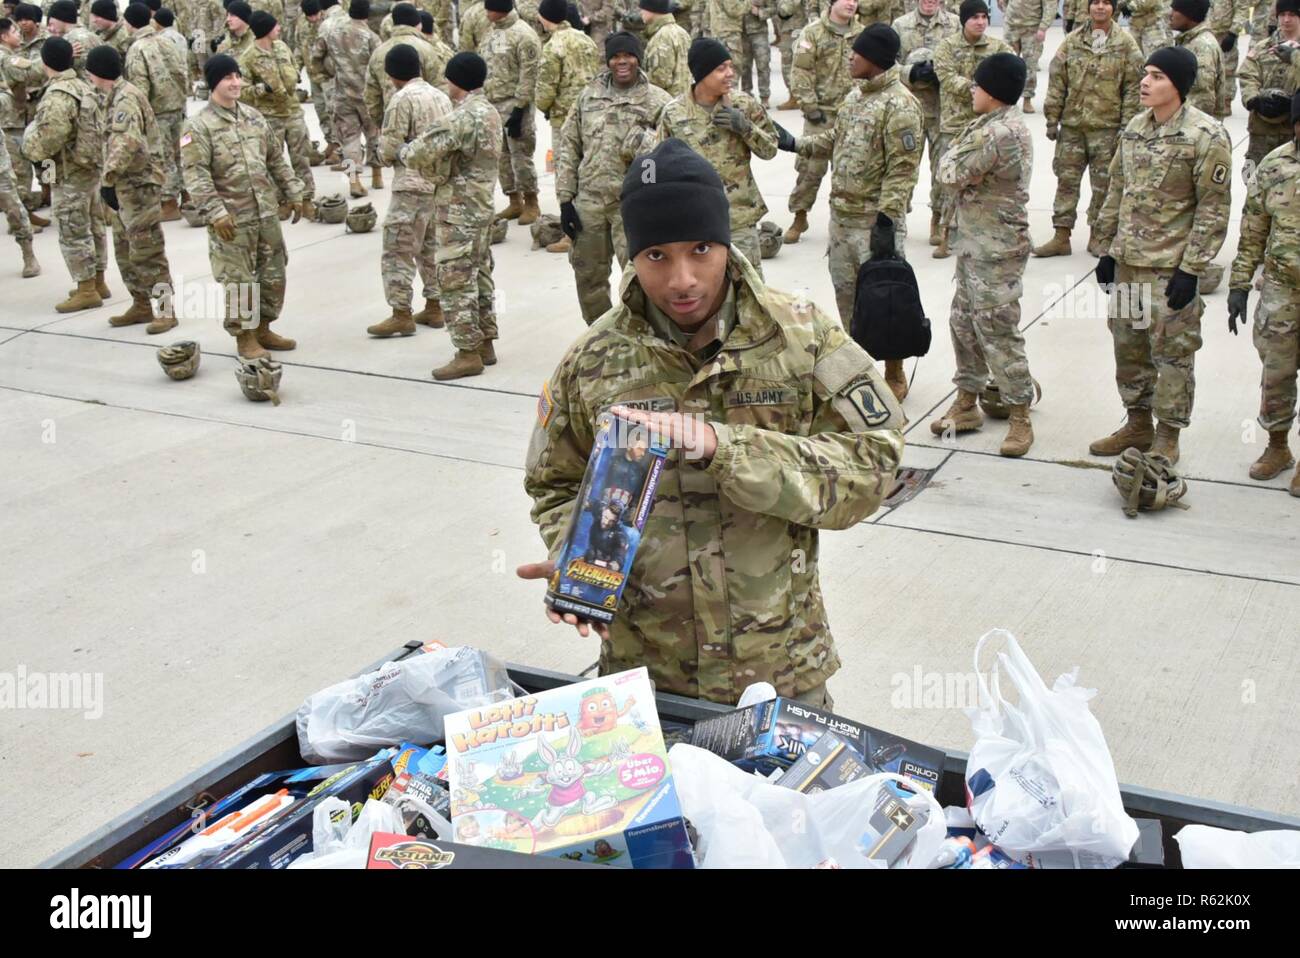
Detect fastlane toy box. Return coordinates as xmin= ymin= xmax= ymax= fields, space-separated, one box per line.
xmin=691 ymin=698 xmax=945 ymax=791
xmin=444 ymin=667 xmax=694 ymax=868
xmin=366 ymin=833 xmax=601 ymax=869
xmin=544 ymin=412 xmax=668 ymax=625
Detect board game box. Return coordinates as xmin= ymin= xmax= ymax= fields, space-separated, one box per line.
xmin=545 ymin=412 xmax=668 ymax=625
xmin=444 ymin=667 xmax=694 ymax=868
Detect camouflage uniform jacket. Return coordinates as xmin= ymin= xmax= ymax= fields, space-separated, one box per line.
xmin=313 ymin=17 xmax=380 ymax=107
xmin=938 ymin=103 xmax=1032 ymax=258
xmin=20 ymin=69 xmax=100 ymax=187
xmin=299 ymin=15 xmax=329 ymax=83
xmin=556 ymin=71 xmax=671 ymax=205
xmin=402 ymin=89 xmax=501 ymax=226
xmin=1094 ymin=103 xmax=1232 ymax=275
xmin=535 ymin=21 xmax=600 ymax=125
xmin=125 ymin=25 xmax=190 ymax=115
xmin=523 ymin=249 xmax=906 ymax=703
xmin=708 ymin=0 xmax=749 ymax=37
xmin=655 ymin=90 xmax=777 ymax=230
xmin=378 ymin=77 xmax=452 ymax=193
xmin=97 ymin=20 xmax=132 ymax=59
xmin=854 ymin=0 xmax=897 ymax=28
xmin=1174 ymin=23 xmax=1226 ymax=118
xmin=796 ymin=66 xmax=924 ymax=223
xmin=238 ymin=40 xmax=302 ymax=118
xmin=1207 ymin=0 xmax=1250 ymax=36
xmin=101 ymin=77 xmax=165 ymax=189
xmin=180 ymin=100 xmax=305 ymax=226
xmin=789 ymin=15 xmax=853 ymax=119
xmin=459 ymin=3 xmax=490 ymax=52
xmin=482 ymin=11 xmax=541 ymax=108
xmin=934 ymin=28 xmax=1010 ymax=134
xmin=1239 ymin=40 xmax=1298 ymax=137
xmin=1043 ymin=23 xmax=1144 ymax=132
xmin=893 ymin=5 xmax=960 ymax=120
xmin=1125 ymin=0 xmax=1169 ymax=32
xmin=643 ymin=15 xmax=692 ymax=100
xmin=1230 ymin=141 xmax=1300 ymax=289
xmin=1003 ymin=0 xmax=1054 ymax=30
xmin=58 ymin=25 xmax=103 ymax=78
xmin=0 ymin=46 xmax=46 ymax=131
xmin=217 ymin=26 xmax=255 ymax=58
xmin=364 ymin=26 xmax=449 ymax=125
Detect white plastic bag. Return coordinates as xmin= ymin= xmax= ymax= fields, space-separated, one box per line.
xmin=296 ymin=646 xmax=513 ymax=763
xmin=287 ymin=799 xmax=405 ymax=869
xmin=669 ymin=744 xmax=946 ymax=868
xmin=964 ymin=629 xmax=1139 ymax=867
xmin=1175 ymin=825 xmax=1300 ymax=868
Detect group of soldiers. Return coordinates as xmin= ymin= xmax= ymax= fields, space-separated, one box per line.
xmin=1 ymin=0 xmax=1298 ymax=490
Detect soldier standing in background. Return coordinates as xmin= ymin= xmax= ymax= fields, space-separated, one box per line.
xmin=708 ymin=0 xmax=746 ymax=62
xmin=1089 ymin=46 xmax=1232 ymax=464
xmin=181 ymin=54 xmax=309 ymax=359
xmin=123 ymin=3 xmax=188 ymax=221
xmin=401 ymin=52 xmax=502 ymax=379
xmin=776 ymin=23 xmax=923 ymax=404
xmin=87 ymin=44 xmax=177 ymax=333
xmin=771 ymin=0 xmax=806 ymax=108
xmin=92 ymin=0 xmax=134 ymax=60
xmin=535 ymin=0 xmax=600 ymax=193
xmin=365 ymin=3 xmax=450 ymax=129
xmin=1171 ymin=0 xmax=1225 ymax=118
xmin=239 ymin=11 xmax=315 ymax=213
xmin=894 ymin=0 xmax=959 ymax=246
xmin=299 ymin=0 xmax=339 ymax=164
xmin=369 ymin=42 xmax=451 ymax=336
xmin=739 ymin=0 xmax=772 ymax=107
xmin=415 ymin=8 xmax=456 ymax=85
xmin=46 ymin=1 xmax=101 ymax=77
xmin=23 ymin=37 xmax=110 ymax=312
xmin=783 ymin=0 xmax=855 ymax=245
xmin=11 ymin=4 xmax=48 ymax=210
xmin=931 ymin=0 xmax=1009 ymax=258
xmin=555 ymin=31 xmax=671 ymax=319
xmin=999 ymin=0 xmax=1053 ymax=111
xmin=483 ymin=0 xmax=541 ymax=226
xmin=642 ymin=0 xmax=690 ymax=97
xmin=1207 ymin=0 xmax=1248 ymax=113
xmin=218 ymin=0 xmax=256 ymax=56
xmin=1034 ymin=0 xmax=1142 ymax=258
xmin=929 ymin=53 xmax=1039 ymax=456
xmin=314 ymin=0 xmax=381 ymax=197
xmin=0 ymin=117 xmax=39 ymax=277
xmin=657 ymin=37 xmax=777 ymax=272
xmin=460 ymin=0 xmax=491 ymax=49
xmin=1228 ymin=90 xmax=1300 ymax=493
xmin=1238 ymin=0 xmax=1299 ymax=171
xmin=581 ymin=0 xmax=615 ymax=50
xmin=1 ymin=13 xmax=49 ymax=222
xmin=1121 ymin=0 xmax=1172 ymax=57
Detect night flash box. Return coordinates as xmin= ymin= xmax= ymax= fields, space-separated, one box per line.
xmin=545 ymin=412 xmax=668 ymax=625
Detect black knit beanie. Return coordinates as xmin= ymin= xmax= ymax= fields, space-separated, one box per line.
xmin=46 ymin=0 xmax=78 ymax=24
xmin=853 ymin=23 xmax=900 ymax=70
xmin=445 ymin=50 xmax=487 ymax=90
xmin=392 ymin=2 xmax=419 ymax=26
xmin=249 ymin=10 xmax=276 ymax=37
xmin=86 ymin=43 xmax=122 ymax=80
xmin=972 ymin=52 xmax=1027 ymax=105
xmin=204 ymin=52 xmax=241 ymax=90
xmin=1171 ymin=0 xmax=1208 ymax=22
xmin=41 ymin=36 xmax=74 ymax=71
xmin=959 ymin=0 xmax=988 ymax=25
xmin=226 ymin=0 xmax=252 ymax=22
xmin=688 ymin=36 xmax=730 ymax=85
xmin=639 ymin=0 xmax=671 ymax=12
xmin=385 ymin=42 xmax=420 ymax=80
xmin=606 ymin=30 xmax=643 ymax=63
xmin=622 ymin=138 xmax=731 ymax=259
xmin=484 ymin=0 xmax=512 ymax=12
xmin=90 ymin=0 xmax=118 ymax=20
xmin=349 ymin=0 xmax=369 ymax=18
xmin=538 ymin=0 xmax=567 ymax=22
xmin=1145 ymin=45 xmax=1197 ymax=100
xmin=123 ymin=2 xmax=151 ymax=28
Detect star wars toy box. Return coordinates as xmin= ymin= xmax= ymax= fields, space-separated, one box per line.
xmin=443 ymin=667 xmax=695 ymax=869
xmin=544 ymin=412 xmax=668 ymax=625
xmin=691 ymin=698 xmax=945 ymax=791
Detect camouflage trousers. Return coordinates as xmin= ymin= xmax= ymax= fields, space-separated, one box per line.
xmin=772 ymin=15 xmax=800 ymax=90
xmin=1252 ymin=277 xmax=1300 ymax=434
xmin=496 ymin=101 xmax=537 ymax=196
xmin=935 ymin=131 xmax=957 ymax=225
xmin=6 ymin=128 xmax=36 ymax=201
xmin=52 ymin=180 xmax=108 ymax=283
xmin=1217 ymin=31 xmax=1239 ymax=101
xmin=0 ymin=132 xmax=32 ymax=244
xmin=382 ymin=189 xmax=439 ymax=310
xmin=827 ymin=210 xmax=908 ymax=327
xmin=949 ymin=252 xmax=1035 ymax=405
xmin=1107 ymin=262 xmax=1204 ymax=429
xmin=1050 ymin=125 xmax=1120 ymax=232
xmin=732 ymin=224 xmax=763 ymax=280
xmin=266 ymin=113 xmax=316 ymax=200
xmin=110 ymin=182 xmax=171 ymax=301
xmin=436 ymin=218 xmax=496 ymax=350
xmin=333 ymin=97 xmax=379 ymax=169
xmin=310 ymin=77 xmax=336 ymax=148
xmin=155 ymin=110 xmax=185 ymax=204
xmin=569 ymin=196 xmax=628 ymax=324
xmin=209 ymin=215 xmax=288 ymax=333
xmin=1004 ymin=26 xmax=1045 ymax=98
xmin=1128 ymin=20 xmax=1171 ymax=58
xmin=1246 ymin=128 xmax=1292 ymax=170
xmin=739 ymin=21 xmax=772 ymax=102
xmin=789 ymin=113 xmax=831 ymax=214
xmin=920 ymin=114 xmax=941 ymax=211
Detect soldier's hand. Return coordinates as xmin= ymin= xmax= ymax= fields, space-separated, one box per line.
xmin=773 ymin=120 xmax=797 ymax=152
xmin=869 ymin=212 xmax=896 ymax=259
xmin=99 ymin=185 xmax=119 ymax=212
xmin=212 ymin=214 xmax=237 ymax=241
xmin=1165 ymin=269 xmax=1198 ymax=311
xmin=560 ymin=200 xmax=582 ymax=239
xmin=713 ymin=104 xmax=752 ymax=136
xmin=1276 ymin=41 xmax=1296 ymax=63
xmin=1220 ymin=32 xmax=1236 ymax=53
xmin=611 ymin=405 xmax=718 ymax=462
xmin=505 ymin=106 xmax=526 ymax=139
xmin=1227 ymin=289 xmax=1249 ymax=335
xmin=516 ymin=561 xmax=610 ymax=640
xmin=804 ymin=108 xmax=826 ymax=124
xmin=1046 ymin=123 xmax=1058 ymax=141
xmin=71 ymin=41 xmax=84 ymax=57
xmin=1095 ymin=255 xmax=1116 ymax=287
xmin=1036 ymin=29 xmax=1046 ymax=42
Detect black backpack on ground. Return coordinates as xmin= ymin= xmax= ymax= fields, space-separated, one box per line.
xmin=851 ymin=215 xmax=931 ymax=361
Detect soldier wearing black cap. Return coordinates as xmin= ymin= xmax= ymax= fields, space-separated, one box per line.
xmin=0 ymin=44 xmax=39 ymax=276
xmin=1170 ymin=0 xmax=1225 ymax=118
xmin=1089 ymin=45 xmax=1233 ymax=465
xmin=90 ymin=0 xmax=131 ymax=58
xmin=520 ymin=137 xmax=905 ymax=708
xmin=45 ymin=0 xmax=102 ymax=77
xmin=1238 ymin=0 xmax=1300 ymax=170
xmin=482 ymin=0 xmax=542 ymax=226
xmin=220 ymin=0 xmax=256 ymax=56
xmin=1 ymin=13 xmax=49 ymax=216
xmin=124 ymin=2 xmax=189 ymax=219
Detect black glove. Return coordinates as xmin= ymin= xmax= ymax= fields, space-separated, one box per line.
xmin=1258 ymin=93 xmax=1292 ymax=118
xmin=711 ymin=104 xmax=752 ymax=136
xmin=1119 ymin=3 xmax=1132 ymax=15
xmin=909 ymin=61 xmax=937 ymax=85
xmin=1065 ymin=18 xmax=1074 ymax=32
xmin=560 ymin=200 xmax=581 ymax=239
xmin=1245 ymin=96 xmax=1260 ymax=111
xmin=869 ymin=212 xmax=896 ymax=259
xmin=210 ymin=36 xmax=221 ymax=52
xmin=1095 ymin=255 xmax=1116 ymax=286
xmin=505 ymin=106 xmax=525 ymax=139
xmin=1227 ymin=288 xmax=1249 ymax=335
xmin=1165 ymin=268 xmax=1198 ymax=310
xmin=773 ymin=120 xmax=797 ymax=152
xmin=805 ymin=109 xmax=826 ymax=124
xmin=1220 ymin=32 xmax=1236 ymax=53
xmin=99 ymin=185 xmax=118 ymax=211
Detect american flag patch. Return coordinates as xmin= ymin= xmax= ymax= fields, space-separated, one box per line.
xmin=537 ymin=380 xmax=554 ymax=428
xmin=179 ymin=132 xmax=193 ymax=147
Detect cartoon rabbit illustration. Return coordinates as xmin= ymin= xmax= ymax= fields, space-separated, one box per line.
xmin=531 ymin=725 xmax=614 ymax=830
xmin=455 ymin=757 xmax=481 ymax=789
xmin=497 ymin=750 xmax=523 ymax=781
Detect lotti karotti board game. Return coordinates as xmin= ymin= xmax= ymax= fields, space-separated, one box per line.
xmin=443 ymin=667 xmax=694 ymax=868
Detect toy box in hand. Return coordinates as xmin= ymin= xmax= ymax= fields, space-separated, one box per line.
xmin=691 ymin=698 xmax=945 ymax=791
xmin=544 ymin=412 xmax=668 ymax=625
xmin=444 ymin=667 xmax=694 ymax=868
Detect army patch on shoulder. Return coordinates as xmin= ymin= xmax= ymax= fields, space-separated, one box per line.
xmin=835 ymin=374 xmax=897 ymax=430
xmin=537 ymin=380 xmax=555 ymax=428
xmin=115 ymin=111 xmax=126 ymax=124
xmin=1211 ymin=163 xmax=1228 ymax=185
xmin=901 ymin=129 xmax=917 ymax=152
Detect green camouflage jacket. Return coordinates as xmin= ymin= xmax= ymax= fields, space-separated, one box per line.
xmin=55 ymin=25 xmax=103 ymax=78
xmin=524 ymin=249 xmax=906 ymax=704
xmin=797 ymin=66 xmax=924 ymax=224
xmin=1125 ymin=0 xmax=1170 ymax=31
xmin=101 ymin=77 xmax=165 ymax=188
xmin=643 ymin=16 xmax=692 ymax=100
xmin=1043 ymin=23 xmax=1144 ymax=132
xmin=0 ymin=46 xmax=46 ymax=130
xmin=934 ymin=28 xmax=1010 ymax=134
xmin=939 ymin=103 xmax=1033 ymax=258
xmin=238 ymin=40 xmax=302 ymax=118
xmin=708 ymin=0 xmax=749 ymax=39
xmin=1231 ymin=140 xmax=1300 ymax=289
xmin=1238 ymin=40 xmax=1297 ymax=137
xmin=312 ymin=16 xmax=379 ymax=105
xmin=20 ymin=69 xmax=100 ymax=188
xmin=1003 ymin=0 xmax=1054 ymax=31
xmin=125 ymin=25 xmax=189 ymax=115
xmin=379 ymin=77 xmax=453 ymax=192
xmin=482 ymin=11 xmax=541 ymax=108
xmin=1207 ymin=0 xmax=1250 ymax=35
xmin=1094 ymin=103 xmax=1232 ymax=276
xmin=365 ymin=26 xmax=451 ymax=125
xmin=459 ymin=3 xmax=490 ymax=52
xmin=1174 ymin=23 xmax=1226 ymax=118
xmin=790 ymin=15 xmax=853 ymax=119
xmin=403 ymin=89 xmax=502 ymax=226
xmin=535 ymin=21 xmax=600 ymax=127
xmin=893 ymin=5 xmax=960 ymax=121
